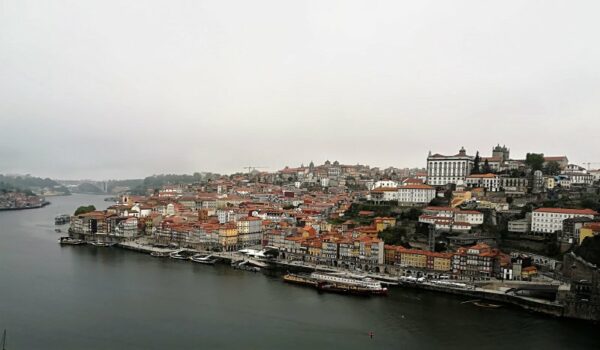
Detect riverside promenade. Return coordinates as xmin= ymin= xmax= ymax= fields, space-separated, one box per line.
xmin=113 ymin=238 xmax=570 ymax=317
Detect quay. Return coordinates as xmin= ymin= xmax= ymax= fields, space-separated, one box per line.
xmin=70 ymin=238 xmax=572 ymax=318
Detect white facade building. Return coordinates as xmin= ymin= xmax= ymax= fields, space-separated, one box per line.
xmin=373 ymin=180 xmax=398 ymax=189
xmin=237 ymin=216 xmax=263 ymax=247
xmin=454 ymin=210 xmax=484 ymax=225
xmin=427 ymin=147 xmax=474 ymax=186
xmin=397 ymin=184 xmax=436 ymax=205
xmin=465 ymin=173 xmax=500 ymax=192
xmin=531 ymin=208 xmax=597 ymax=234
xmin=369 ymin=187 xmax=399 ymax=202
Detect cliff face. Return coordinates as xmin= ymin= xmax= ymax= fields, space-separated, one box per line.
xmin=575 ymin=235 xmax=600 ymax=267
xmin=561 ymin=252 xmax=600 ymax=321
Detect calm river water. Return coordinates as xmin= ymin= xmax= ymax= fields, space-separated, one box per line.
xmin=0 ymin=194 xmax=597 ymax=349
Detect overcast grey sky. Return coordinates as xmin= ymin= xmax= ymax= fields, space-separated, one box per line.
xmin=1 ymin=0 xmax=599 ymax=179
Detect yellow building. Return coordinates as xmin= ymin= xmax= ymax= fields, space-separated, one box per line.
xmin=432 ymin=255 xmax=452 ymax=271
xmin=579 ymin=227 xmax=595 ymax=245
xmin=400 ymin=250 xmax=427 ymax=268
xmin=451 ymin=190 xmax=472 ymax=208
xmin=374 ymin=217 xmax=396 ymax=232
xmin=219 ymin=224 xmax=239 ymax=251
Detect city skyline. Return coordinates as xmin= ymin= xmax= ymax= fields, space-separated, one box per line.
xmin=2 ymin=1 xmax=600 ymax=178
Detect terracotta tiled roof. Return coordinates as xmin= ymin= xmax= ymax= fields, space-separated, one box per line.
xmin=534 ymin=208 xmax=598 ymax=215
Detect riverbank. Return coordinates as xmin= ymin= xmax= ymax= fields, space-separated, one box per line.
xmin=0 ymin=200 xmax=50 ymax=211
xmin=7 ymin=193 xmax=598 ymax=349
xmin=105 ymin=239 xmax=573 ymax=319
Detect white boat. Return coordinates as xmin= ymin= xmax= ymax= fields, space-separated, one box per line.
xmin=310 ymin=272 xmax=387 ymax=291
xmin=150 ymin=251 xmax=170 ymax=258
xmin=190 ymin=254 xmax=218 ymax=265
xmin=58 ymin=237 xmax=85 ymax=245
xmin=169 ymin=249 xmax=197 ymax=260
xmin=89 ymin=241 xmax=116 ymax=247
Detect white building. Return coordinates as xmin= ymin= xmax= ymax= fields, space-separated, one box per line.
xmin=237 ymin=216 xmax=263 ymax=247
xmin=563 ymin=172 xmax=594 ymax=186
xmin=369 ymin=187 xmax=399 ymax=202
xmin=372 ymin=180 xmax=398 ymax=189
xmin=426 ymin=147 xmax=474 ymax=186
xmin=531 ymin=208 xmax=597 ymax=235
xmin=397 ymin=184 xmax=436 ymax=205
xmin=454 ymin=210 xmax=484 ymax=225
xmin=465 ymin=173 xmax=500 ymax=192
xmin=119 ymin=217 xmax=139 ymax=238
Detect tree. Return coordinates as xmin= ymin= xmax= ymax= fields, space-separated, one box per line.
xmin=525 ymin=153 xmax=545 ymax=172
xmin=74 ymin=205 xmax=96 ymax=216
xmin=482 ymin=159 xmax=492 ymax=174
xmin=378 ymin=226 xmax=408 ymax=245
xmin=543 ymin=161 xmax=561 ymax=176
xmin=472 ymin=151 xmax=481 ymax=174
xmin=401 ymin=208 xmax=422 ymax=221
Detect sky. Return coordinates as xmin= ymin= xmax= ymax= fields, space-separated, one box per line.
xmin=1 ymin=0 xmax=600 ymax=180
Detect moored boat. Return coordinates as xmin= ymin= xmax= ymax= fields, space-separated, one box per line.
xmin=283 ymin=273 xmax=318 ymax=287
xmin=150 ymin=251 xmax=171 ymax=258
xmin=58 ymin=237 xmax=85 ymax=245
xmin=316 ymin=281 xmax=388 ymax=296
xmin=190 ymin=254 xmax=218 ymax=265
xmin=310 ymin=272 xmax=388 ymax=296
xmin=54 ymin=214 xmax=70 ymax=225
xmin=89 ymin=241 xmax=117 ymax=247
xmin=473 ymin=301 xmax=502 ymax=308
xmin=169 ymin=249 xmax=197 ymax=260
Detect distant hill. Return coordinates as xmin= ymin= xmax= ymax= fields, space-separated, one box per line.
xmin=0 ymin=174 xmax=70 ymax=195
xmin=74 ymin=182 xmax=104 ymax=194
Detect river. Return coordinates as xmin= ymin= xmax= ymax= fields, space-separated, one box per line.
xmin=0 ymin=194 xmax=596 ymax=349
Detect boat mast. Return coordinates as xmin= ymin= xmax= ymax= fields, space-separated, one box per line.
xmin=1 ymin=329 xmax=6 ymax=350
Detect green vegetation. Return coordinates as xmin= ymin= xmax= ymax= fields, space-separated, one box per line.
xmin=472 ymin=151 xmax=481 ymax=174
xmin=0 ymin=174 xmax=69 ymax=195
xmin=525 ymin=153 xmax=545 ymax=171
xmin=74 ymin=205 xmax=96 ymax=216
xmin=378 ymin=226 xmax=410 ymax=246
xmin=543 ymin=161 xmax=561 ymax=176
xmin=429 ymin=196 xmax=449 ymax=207
xmin=482 ymin=159 xmax=492 ymax=173
xmin=399 ymin=207 xmax=422 ymax=221
xmin=106 ymin=179 xmax=144 ymax=193
xmin=75 ymin=183 xmax=103 ymax=194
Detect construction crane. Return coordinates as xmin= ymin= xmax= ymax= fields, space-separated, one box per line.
xmin=585 ymin=162 xmax=600 ymax=170
xmin=243 ymin=166 xmax=268 ymax=174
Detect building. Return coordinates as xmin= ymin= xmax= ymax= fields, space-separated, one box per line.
xmin=397 ymin=184 xmax=436 ymax=205
xmin=426 ymin=147 xmax=474 ymax=186
xmin=369 ymin=187 xmax=399 ymax=202
xmin=237 ymin=216 xmax=263 ymax=247
xmin=492 ymin=144 xmax=510 ymax=163
xmin=499 ymin=176 xmax=529 ymax=195
xmin=373 ymin=217 xmax=396 ymax=232
xmin=544 ymin=156 xmax=569 ymax=170
xmin=563 ymin=172 xmax=594 ymax=186
xmin=465 ymin=173 xmax=500 ymax=192
xmin=562 ymin=217 xmax=595 ymax=245
xmin=371 ymin=180 xmax=398 ymax=190
xmin=508 ymin=218 xmax=530 ymax=234
xmin=452 ymin=243 xmax=500 ymax=280
xmin=579 ymin=223 xmax=600 ymax=245
xmin=531 ymin=208 xmax=598 ymax=238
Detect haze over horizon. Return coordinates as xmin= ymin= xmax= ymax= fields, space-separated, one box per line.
xmin=2 ymin=0 xmax=600 ymax=180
